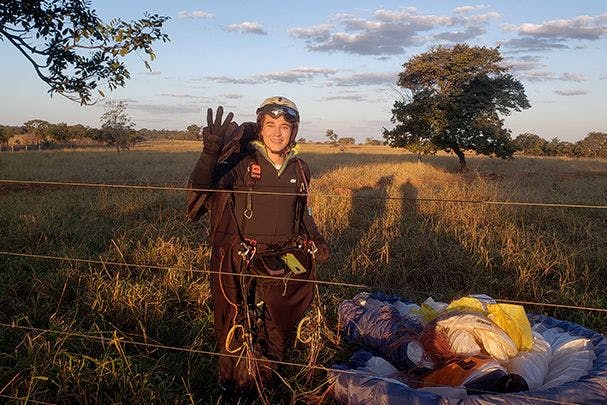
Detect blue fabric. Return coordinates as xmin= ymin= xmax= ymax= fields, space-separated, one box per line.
xmin=332 ymin=295 xmax=607 ymax=404
xmin=338 ymin=293 xmax=423 ymax=369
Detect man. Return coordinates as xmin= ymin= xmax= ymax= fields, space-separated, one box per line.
xmin=186 ymin=96 xmax=329 ymax=396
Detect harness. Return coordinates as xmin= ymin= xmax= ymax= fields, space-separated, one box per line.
xmin=225 ymin=153 xmax=318 ymax=355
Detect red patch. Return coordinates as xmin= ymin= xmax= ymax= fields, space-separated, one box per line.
xmin=249 ymin=163 xmax=262 ymax=180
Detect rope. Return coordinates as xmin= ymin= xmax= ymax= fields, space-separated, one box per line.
xmin=1 ymin=250 xmax=606 ymax=314
xmin=0 ymin=250 xmax=368 ymax=290
xmin=1 ymin=178 xmax=606 ymax=209
xmin=0 ymin=322 xmax=581 ymax=405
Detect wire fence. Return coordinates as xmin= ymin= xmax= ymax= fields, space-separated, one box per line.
xmin=0 ymin=321 xmax=581 ymax=405
xmin=1 ymin=250 xmax=606 ymax=314
xmin=0 ymin=177 xmax=605 ymax=403
xmin=1 ymin=178 xmax=607 ymax=209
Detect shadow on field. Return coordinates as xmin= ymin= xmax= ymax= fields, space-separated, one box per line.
xmin=389 ymin=179 xmax=484 ymax=301
xmin=326 ymin=175 xmax=395 ymax=281
xmin=321 ymin=172 xmax=491 ymax=302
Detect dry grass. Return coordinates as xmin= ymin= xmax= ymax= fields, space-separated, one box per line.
xmin=1 ymin=141 xmax=606 ymax=403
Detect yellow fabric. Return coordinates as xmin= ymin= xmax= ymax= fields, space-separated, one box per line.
xmin=447 ymin=297 xmax=532 ymax=351
xmin=281 ymin=253 xmax=307 ymax=274
xmin=417 ymin=302 xmax=441 ymax=324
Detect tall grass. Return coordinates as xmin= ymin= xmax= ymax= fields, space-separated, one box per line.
xmin=1 ymin=141 xmax=606 ymax=402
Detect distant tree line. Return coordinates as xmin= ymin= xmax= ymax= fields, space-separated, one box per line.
xmin=0 ymin=119 xmax=204 ymax=150
xmin=513 ymin=132 xmax=607 ymax=159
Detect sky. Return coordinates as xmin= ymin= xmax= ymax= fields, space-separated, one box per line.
xmin=1 ymin=1 xmax=606 ymax=142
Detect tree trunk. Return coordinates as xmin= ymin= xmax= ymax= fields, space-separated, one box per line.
xmin=452 ymin=146 xmax=467 ymax=172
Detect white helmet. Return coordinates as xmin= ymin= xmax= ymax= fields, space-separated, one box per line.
xmin=256 ymin=96 xmax=300 ymax=144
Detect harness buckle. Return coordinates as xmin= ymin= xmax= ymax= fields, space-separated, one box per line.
xmin=237 ymin=240 xmax=257 ymax=261
xmin=307 ymin=240 xmax=318 ymax=255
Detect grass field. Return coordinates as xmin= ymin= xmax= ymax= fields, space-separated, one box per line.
xmin=1 ymin=140 xmax=606 ymax=403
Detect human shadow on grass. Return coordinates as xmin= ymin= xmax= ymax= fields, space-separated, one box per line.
xmin=316 ymin=175 xmax=396 ymax=306
xmin=390 ymin=179 xmax=520 ymax=303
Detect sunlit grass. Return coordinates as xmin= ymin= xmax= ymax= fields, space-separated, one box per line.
xmin=1 ymin=141 xmax=606 ymax=402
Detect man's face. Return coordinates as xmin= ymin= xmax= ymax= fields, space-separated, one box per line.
xmin=260 ymin=115 xmax=292 ymax=155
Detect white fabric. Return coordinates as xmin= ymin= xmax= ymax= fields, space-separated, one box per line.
xmin=537 ymin=326 xmax=595 ymax=390
xmin=506 ymin=331 xmax=551 ymax=390
xmin=435 ymin=313 xmax=518 ymax=363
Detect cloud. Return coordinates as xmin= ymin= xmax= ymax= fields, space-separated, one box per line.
xmin=290 ymin=7 xmax=500 ymax=56
xmin=503 ymin=56 xmax=546 ymax=72
xmin=521 ymin=71 xmax=588 ymax=82
xmin=177 ymin=10 xmax=214 ymax=19
xmin=253 ymin=67 xmax=337 ymax=83
xmin=226 ymin=21 xmax=267 ymax=35
xmin=560 ymin=72 xmax=588 ymax=82
xmin=329 ymin=72 xmax=398 ymax=87
xmin=322 ymin=94 xmax=366 ymax=102
xmin=158 ymin=93 xmax=199 ymax=99
xmin=222 ymin=93 xmax=244 ymax=99
xmin=505 ymin=14 xmax=607 ymax=40
xmin=499 ymin=37 xmax=569 ymax=52
xmin=554 ymin=89 xmax=590 ymax=96
xmin=206 ymin=67 xmax=337 ymax=84
xmin=453 ymin=5 xmax=489 ymax=14
xmin=600 ymin=74 xmax=607 ymax=80
xmin=290 ymin=8 xmax=456 ymax=55
xmin=288 ymin=24 xmax=334 ymax=40
xmin=456 ymin=12 xmax=500 ymax=25
xmin=204 ymin=76 xmax=258 ymax=85
xmin=434 ymin=25 xmax=486 ymax=42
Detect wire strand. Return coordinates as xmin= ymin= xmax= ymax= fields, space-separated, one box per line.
xmin=1 ymin=179 xmax=606 ymax=209
xmin=1 ymin=250 xmax=606 ymax=314
xmin=0 ymin=394 xmax=55 ymax=405
xmin=0 ymin=322 xmax=581 ymax=405
xmin=0 ymin=250 xmax=368 ymax=289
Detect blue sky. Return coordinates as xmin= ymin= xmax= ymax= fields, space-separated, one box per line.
xmin=1 ymin=1 xmax=606 ymax=142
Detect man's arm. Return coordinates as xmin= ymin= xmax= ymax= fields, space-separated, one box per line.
xmin=186 ymin=107 xmax=234 ymax=221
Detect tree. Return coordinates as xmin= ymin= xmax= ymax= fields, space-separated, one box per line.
xmin=406 ymin=139 xmax=438 ymax=163
xmin=364 ymin=137 xmax=383 ymax=146
xmin=0 ymin=125 xmax=12 ymax=146
xmin=384 ymin=44 xmax=530 ymax=171
xmin=100 ymin=100 xmax=135 ymax=152
xmin=0 ymin=1 xmax=169 ymax=104
xmin=23 ymin=119 xmax=51 ymax=143
xmin=513 ymin=133 xmax=547 ymax=156
xmin=576 ymin=132 xmax=607 ymax=159
xmin=186 ymin=124 xmax=202 ymax=140
xmin=542 ymin=137 xmax=575 ymax=157
xmin=325 ymin=129 xmax=338 ymax=146
xmin=68 ymin=124 xmax=90 ymax=141
xmin=47 ymin=122 xmax=71 ymax=143
xmin=338 ymin=137 xmax=356 ymax=145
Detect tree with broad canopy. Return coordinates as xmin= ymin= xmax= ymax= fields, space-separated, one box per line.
xmin=384 ymin=44 xmax=530 ymax=171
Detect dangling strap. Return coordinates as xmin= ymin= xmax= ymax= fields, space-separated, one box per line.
xmin=293 ymin=157 xmax=310 ymax=238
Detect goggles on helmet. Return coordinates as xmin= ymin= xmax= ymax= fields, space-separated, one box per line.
xmin=256 ymin=104 xmax=299 ymax=123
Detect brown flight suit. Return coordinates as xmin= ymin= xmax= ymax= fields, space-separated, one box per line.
xmin=186 ymin=123 xmax=327 ymax=392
